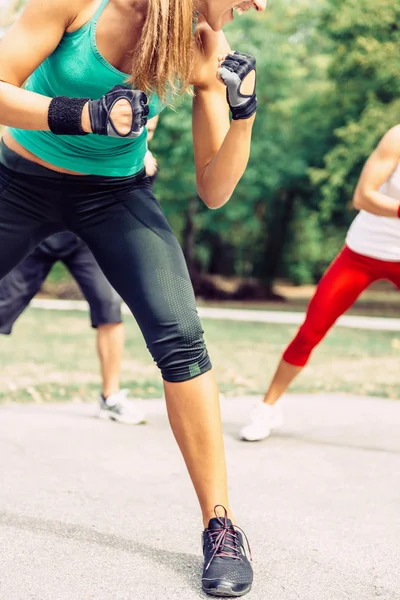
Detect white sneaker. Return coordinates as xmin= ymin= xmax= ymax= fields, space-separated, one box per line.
xmin=98 ymin=389 xmax=146 ymax=425
xmin=240 ymin=402 xmax=283 ymax=442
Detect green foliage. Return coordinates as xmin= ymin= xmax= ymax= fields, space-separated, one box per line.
xmin=284 ymin=203 xmax=340 ymax=285
xmin=2 ymin=0 xmax=398 ymax=293
xmin=151 ymin=95 xmax=196 ymax=238
xmin=310 ymin=0 xmax=400 ymax=234
xmin=154 ymin=1 xmax=335 ymax=284
xmin=314 ymin=99 xmax=400 ymax=225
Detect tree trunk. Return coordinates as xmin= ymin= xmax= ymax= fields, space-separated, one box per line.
xmin=261 ymin=190 xmax=296 ymax=293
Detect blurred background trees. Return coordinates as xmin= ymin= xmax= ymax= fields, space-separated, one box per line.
xmin=152 ymin=0 xmax=400 ymax=296
xmin=3 ymin=0 xmax=400 ymax=298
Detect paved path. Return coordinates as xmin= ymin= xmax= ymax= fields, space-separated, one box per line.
xmin=1 ymin=394 xmax=400 ymax=600
xmin=31 ymin=298 xmax=400 ymax=331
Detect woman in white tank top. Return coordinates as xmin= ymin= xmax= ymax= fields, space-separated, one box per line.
xmin=347 ymin=125 xmax=400 ymax=261
xmin=240 ymin=126 xmax=400 ymax=442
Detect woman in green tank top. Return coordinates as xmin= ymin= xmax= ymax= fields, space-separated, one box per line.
xmin=0 ymin=0 xmax=265 ymax=596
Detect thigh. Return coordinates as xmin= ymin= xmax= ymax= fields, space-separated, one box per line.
xmin=64 ymin=238 xmax=122 ymax=327
xmin=0 ymin=165 xmax=61 ymax=279
xmin=71 ymin=181 xmax=200 ymax=357
xmin=386 ymin=262 xmax=400 ymax=290
xmin=304 ymin=247 xmax=375 ymax=333
xmin=0 ymin=247 xmax=54 ymax=332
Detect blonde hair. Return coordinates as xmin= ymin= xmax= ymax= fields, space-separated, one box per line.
xmin=130 ymin=0 xmax=195 ymax=102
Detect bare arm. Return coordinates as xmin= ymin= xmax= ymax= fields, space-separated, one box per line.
xmin=191 ymin=26 xmax=255 ymax=209
xmin=353 ymin=126 xmax=400 ymax=217
xmin=0 ymin=0 xmax=84 ymax=130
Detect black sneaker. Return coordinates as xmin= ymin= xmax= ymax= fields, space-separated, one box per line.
xmin=202 ymin=505 xmax=253 ymax=597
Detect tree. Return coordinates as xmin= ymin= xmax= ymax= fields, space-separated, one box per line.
xmin=150 ymin=0 xmax=400 ymax=293
xmin=313 ymin=0 xmax=400 ymax=229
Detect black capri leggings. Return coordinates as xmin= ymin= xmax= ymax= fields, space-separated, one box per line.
xmin=0 ymin=142 xmax=212 ymax=382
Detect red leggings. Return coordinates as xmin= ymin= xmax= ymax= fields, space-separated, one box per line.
xmin=283 ymin=246 xmax=400 ymax=367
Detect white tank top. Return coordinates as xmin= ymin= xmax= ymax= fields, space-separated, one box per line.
xmin=346 ymin=162 xmax=400 ymax=261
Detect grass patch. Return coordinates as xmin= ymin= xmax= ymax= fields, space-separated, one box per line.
xmin=0 ymin=307 xmax=399 ymax=403
xmin=47 ymin=261 xmax=70 ymax=284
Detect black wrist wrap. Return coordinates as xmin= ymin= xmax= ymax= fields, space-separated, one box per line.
xmin=48 ymin=96 xmax=90 ymax=135
xmin=231 ymin=94 xmax=258 ymax=121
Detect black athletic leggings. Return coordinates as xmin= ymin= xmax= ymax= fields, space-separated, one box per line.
xmin=0 ymin=142 xmax=211 ymax=382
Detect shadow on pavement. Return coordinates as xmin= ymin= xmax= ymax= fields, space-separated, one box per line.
xmin=0 ymin=510 xmax=207 ymax=597
xmin=223 ymin=423 xmax=400 ymax=455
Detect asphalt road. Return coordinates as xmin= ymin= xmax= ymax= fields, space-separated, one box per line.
xmin=1 ymin=393 xmax=399 ymax=600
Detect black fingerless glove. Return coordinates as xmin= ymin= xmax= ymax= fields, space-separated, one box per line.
xmin=218 ymin=51 xmax=257 ymax=121
xmin=48 ymin=85 xmax=149 ymax=138
xmin=88 ymin=85 xmax=149 ymax=138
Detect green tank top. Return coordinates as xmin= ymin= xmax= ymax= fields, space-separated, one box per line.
xmin=9 ymin=0 xmax=165 ymax=176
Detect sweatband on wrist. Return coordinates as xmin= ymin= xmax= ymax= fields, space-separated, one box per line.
xmin=397 ymin=204 xmax=400 ymax=219
xmin=48 ymin=96 xmax=90 ymax=135
xmin=230 ymin=94 xmax=258 ymax=121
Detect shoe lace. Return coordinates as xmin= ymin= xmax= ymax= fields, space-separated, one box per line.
xmin=205 ymin=505 xmax=252 ymax=571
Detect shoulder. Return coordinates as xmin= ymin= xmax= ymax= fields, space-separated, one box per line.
xmin=18 ymin=0 xmax=95 ymax=30
xmin=376 ymin=125 xmax=400 ymax=159
xmin=191 ymin=19 xmax=230 ymax=87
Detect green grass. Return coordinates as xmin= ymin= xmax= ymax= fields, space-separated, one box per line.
xmin=0 ymin=307 xmax=399 ymax=403
xmin=47 ymin=261 xmax=70 ymax=283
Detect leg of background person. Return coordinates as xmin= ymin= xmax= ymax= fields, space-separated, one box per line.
xmin=0 ymin=246 xmax=54 ymax=334
xmin=387 ymin=262 xmax=400 ymax=292
xmin=71 ymin=179 xmax=230 ymax=525
xmin=96 ymin=323 xmax=124 ymax=397
xmin=262 ymin=361 xmax=303 ymax=405
xmin=63 ymin=240 xmax=124 ymax=398
xmin=240 ymin=247 xmax=378 ymax=441
xmin=267 ymin=247 xmax=377 ymax=403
